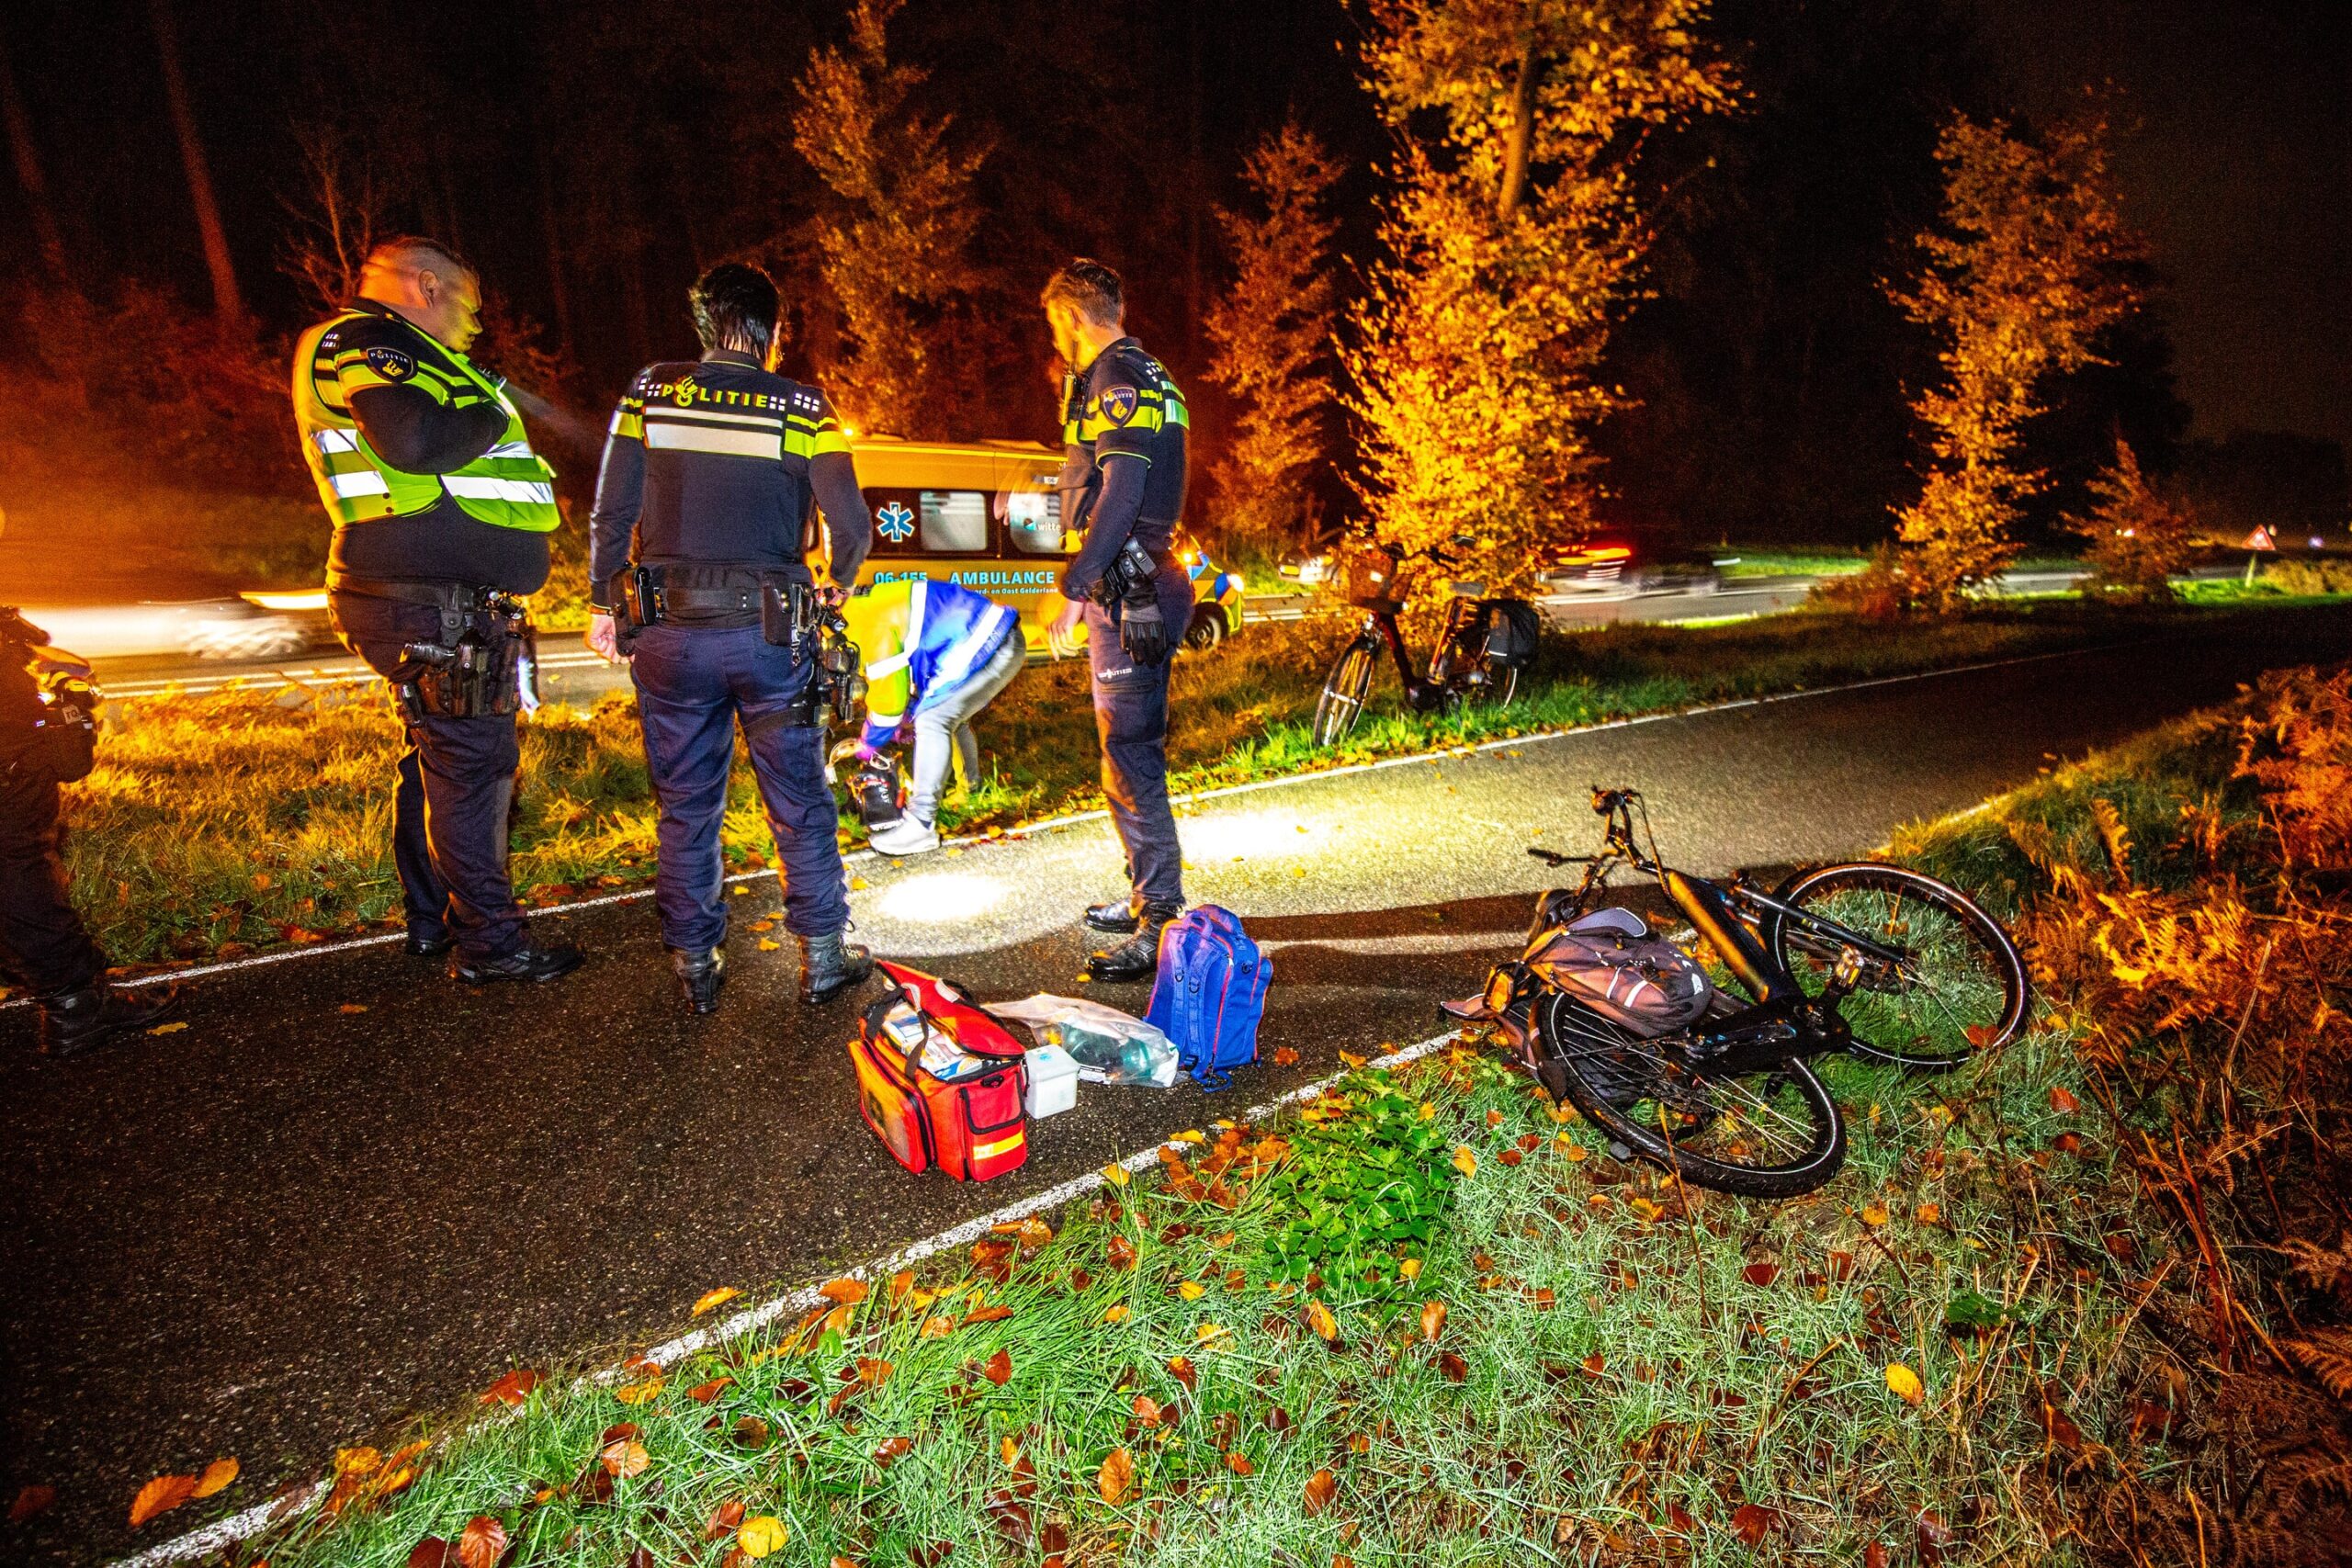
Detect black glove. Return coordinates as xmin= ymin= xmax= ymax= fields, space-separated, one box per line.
xmin=1118 ymin=593 xmax=1169 ymax=668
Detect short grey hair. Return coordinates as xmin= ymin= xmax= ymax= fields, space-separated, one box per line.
xmin=360 ymin=235 xmax=474 ymax=289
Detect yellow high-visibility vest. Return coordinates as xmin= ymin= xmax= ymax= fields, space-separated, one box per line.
xmin=290 ymin=304 xmax=559 ymax=533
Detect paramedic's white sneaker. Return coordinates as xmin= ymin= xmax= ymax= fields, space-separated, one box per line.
xmin=869 ymin=818 xmax=942 ymax=857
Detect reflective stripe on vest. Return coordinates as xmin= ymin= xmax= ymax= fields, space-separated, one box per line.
xmin=290 ymin=310 xmax=560 ymax=534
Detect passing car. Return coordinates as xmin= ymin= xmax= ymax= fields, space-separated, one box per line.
xmin=843 ymin=436 xmax=1243 ymax=654
xmin=1276 ymin=550 xmax=1332 ymax=588
xmin=1536 ymin=538 xmax=1724 ymax=598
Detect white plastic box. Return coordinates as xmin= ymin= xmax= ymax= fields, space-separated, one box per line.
xmin=1023 ymin=1044 xmax=1080 ymax=1119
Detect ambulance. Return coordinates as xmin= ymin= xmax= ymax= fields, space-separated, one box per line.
xmin=840 ymin=436 xmax=1244 ymax=654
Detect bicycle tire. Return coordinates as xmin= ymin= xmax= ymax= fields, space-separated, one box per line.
xmin=1312 ymin=642 xmax=1377 ymax=747
xmin=1763 ymin=863 xmax=2030 ymax=1071
xmin=1535 ymin=992 xmax=1846 ymax=1198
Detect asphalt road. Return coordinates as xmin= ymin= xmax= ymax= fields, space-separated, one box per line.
xmin=79 ymin=573 xmax=1923 ymax=706
xmin=6 ymin=608 xmax=2348 ymax=1563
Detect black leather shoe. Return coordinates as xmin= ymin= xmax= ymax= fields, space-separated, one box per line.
xmin=673 ymin=944 xmax=727 ymax=1016
xmin=797 ymin=929 xmax=875 ymax=1006
xmin=1083 ymin=904 xmax=1181 ymax=984
xmin=1084 ymin=900 xmax=1141 ymax=934
xmin=38 ymin=985 xmax=175 ymax=1057
xmin=452 ymin=942 xmax=586 ymax=985
xmin=405 ymin=931 xmax=455 ymax=958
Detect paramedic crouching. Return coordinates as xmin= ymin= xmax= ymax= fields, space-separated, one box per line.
xmin=585 ymin=263 xmax=875 ymax=1017
xmin=839 ymin=578 xmax=1025 ymax=857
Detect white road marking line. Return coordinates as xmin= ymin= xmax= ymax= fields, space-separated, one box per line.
xmin=9 ymin=637 xmax=2138 ymax=1013
xmin=1260 ymin=931 xmax=1521 ymax=956
xmin=107 ymin=1028 xmax=1464 ymax=1568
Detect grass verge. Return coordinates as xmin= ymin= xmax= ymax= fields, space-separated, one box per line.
xmin=132 ymin=1011 xmax=2123 ymax=1566
xmin=42 ymin=595 xmax=2324 ymax=973
xmin=1890 ymin=662 xmax=2352 ymax=1562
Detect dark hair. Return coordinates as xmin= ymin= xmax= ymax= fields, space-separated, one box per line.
xmin=690 ymin=262 xmax=780 ymax=355
xmin=1040 ymin=257 xmax=1124 ymax=327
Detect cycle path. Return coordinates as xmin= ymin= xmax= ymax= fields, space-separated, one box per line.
xmin=5 ymin=606 xmax=2346 ymax=1563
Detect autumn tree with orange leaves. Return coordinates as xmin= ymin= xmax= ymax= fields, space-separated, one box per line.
xmin=792 ymin=0 xmax=986 ymax=437
xmin=2066 ymin=435 xmax=2197 ymax=604
xmin=1888 ymin=113 xmax=2143 ymax=611
xmin=1345 ymin=0 xmax=1736 ymax=593
xmin=1203 ymin=122 xmax=1345 ymax=564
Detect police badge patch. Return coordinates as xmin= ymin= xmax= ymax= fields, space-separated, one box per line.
xmin=364 ymin=345 xmax=416 ymax=381
xmin=1096 ymin=384 xmax=1139 ymax=425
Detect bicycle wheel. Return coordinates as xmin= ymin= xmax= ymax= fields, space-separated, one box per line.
xmin=1312 ymin=642 xmax=1377 ymax=747
xmin=1763 ymin=863 xmax=2029 ymax=1071
xmin=1535 ymin=992 xmax=1846 ymax=1198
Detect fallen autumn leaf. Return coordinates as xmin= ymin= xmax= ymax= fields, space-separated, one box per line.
xmin=129 ymin=1474 xmax=196 ymax=1529
xmin=190 ymin=1458 xmax=239 ymax=1499
xmin=457 ymin=1515 xmax=507 ymax=1568
xmin=1098 ymin=1447 xmax=1135 ymax=1505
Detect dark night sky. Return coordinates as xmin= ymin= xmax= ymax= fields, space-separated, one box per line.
xmin=1 ymin=1 xmax=2344 ymax=450
xmin=1973 ymin=0 xmax=2351 ymax=449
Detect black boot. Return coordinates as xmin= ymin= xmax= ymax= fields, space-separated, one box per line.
xmin=404 ymin=930 xmax=454 ymax=958
xmin=38 ymin=984 xmax=175 ymax=1057
xmin=1083 ymin=899 xmax=1141 ymax=934
xmin=673 ymin=944 xmax=727 ymax=1016
xmin=451 ymin=942 xmax=586 ymax=985
xmin=797 ymin=929 xmax=874 ymax=1006
xmin=1083 ymin=903 xmax=1181 ymax=984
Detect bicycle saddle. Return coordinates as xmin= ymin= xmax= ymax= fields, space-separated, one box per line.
xmin=1449 ymin=580 xmax=1487 ymax=598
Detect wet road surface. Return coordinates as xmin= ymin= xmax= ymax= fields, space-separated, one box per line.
xmin=6 ymin=607 xmax=2348 ymax=1562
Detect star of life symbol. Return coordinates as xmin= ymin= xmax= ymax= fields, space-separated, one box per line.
xmin=876 ymin=502 xmax=916 ymax=543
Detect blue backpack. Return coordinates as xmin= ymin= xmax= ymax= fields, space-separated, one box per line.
xmin=1144 ymin=906 xmax=1272 ymax=1090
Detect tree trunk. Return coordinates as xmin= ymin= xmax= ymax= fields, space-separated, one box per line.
xmin=149 ymin=0 xmax=245 ymax=329
xmin=537 ymin=146 xmax=571 ymax=355
xmin=0 ymin=37 xmax=68 ymax=283
xmin=1496 ymin=38 xmax=1538 ymax=220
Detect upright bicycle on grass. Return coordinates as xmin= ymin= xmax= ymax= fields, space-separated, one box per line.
xmin=1309 ymin=537 xmax=1542 ymax=748
xmin=1447 ymin=787 xmax=2029 ymax=1196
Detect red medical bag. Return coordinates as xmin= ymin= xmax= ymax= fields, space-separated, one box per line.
xmin=851 ymin=963 xmax=1030 ymax=1181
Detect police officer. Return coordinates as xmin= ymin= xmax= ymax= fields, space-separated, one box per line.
xmin=1 ymin=608 xmax=173 ymax=1054
xmin=291 ymin=236 xmax=583 ymax=985
xmin=1038 ymin=259 xmax=1193 ymax=982
xmin=585 ymin=263 xmax=876 ymax=1016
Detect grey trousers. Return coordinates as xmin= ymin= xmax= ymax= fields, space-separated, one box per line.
xmin=908 ymin=632 xmax=1025 ymax=827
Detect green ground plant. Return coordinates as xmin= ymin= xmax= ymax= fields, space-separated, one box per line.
xmin=43 ymin=598 xmax=2324 ymax=974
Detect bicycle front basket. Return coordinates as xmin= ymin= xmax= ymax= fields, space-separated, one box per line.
xmin=1337 ymin=543 xmax=1407 ymax=609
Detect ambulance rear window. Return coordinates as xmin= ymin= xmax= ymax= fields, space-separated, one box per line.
xmin=920 ymin=491 xmax=990 ymax=552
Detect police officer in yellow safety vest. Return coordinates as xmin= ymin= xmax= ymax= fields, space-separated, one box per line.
xmin=839 ymin=577 xmax=1026 ymax=858
xmin=290 ymin=236 xmax=584 ymax=986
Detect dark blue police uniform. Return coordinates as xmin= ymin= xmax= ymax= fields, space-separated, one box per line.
xmin=1057 ymin=337 xmax=1193 ymax=913
xmin=588 ymin=351 xmax=871 ymax=953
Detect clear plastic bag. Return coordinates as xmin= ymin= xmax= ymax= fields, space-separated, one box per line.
xmin=990 ymin=994 xmax=1180 ymax=1088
